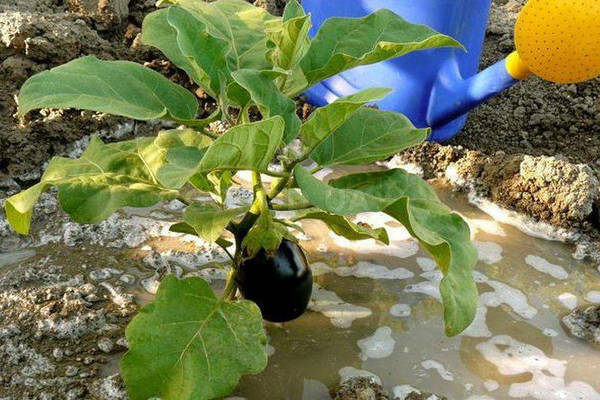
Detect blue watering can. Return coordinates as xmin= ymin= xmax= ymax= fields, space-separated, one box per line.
xmin=302 ymin=0 xmax=600 ymax=141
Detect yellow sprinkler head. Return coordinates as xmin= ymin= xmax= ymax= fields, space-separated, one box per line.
xmin=512 ymin=0 xmax=600 ymax=84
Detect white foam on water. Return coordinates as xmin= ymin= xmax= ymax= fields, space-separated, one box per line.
xmin=467 ymin=218 xmax=507 ymax=238
xmin=357 ymin=326 xmax=395 ymax=361
xmin=468 ymin=193 xmax=580 ymax=242
xmin=558 ymin=292 xmax=579 ymax=310
xmin=390 ymin=303 xmax=411 ymax=317
xmin=585 ymin=291 xmax=600 ymax=304
xmin=421 ymin=359 xmax=454 ymax=381
xmin=476 ymin=335 xmax=600 ymax=400
xmin=462 ymin=304 xmax=493 ymax=338
xmin=234 ymin=170 xmax=275 ymax=184
xmin=309 ymin=283 xmax=372 ymax=328
xmin=329 ymin=231 xmax=419 ymax=259
xmin=475 ymin=271 xmax=538 ymax=319
xmin=338 ymin=366 xmax=381 ymax=385
xmin=484 ymin=379 xmax=500 ymax=392
xmin=392 ymin=385 xmax=421 ymax=399
xmin=474 ymin=241 xmax=503 ymax=264
xmin=525 ymin=255 xmax=569 ymax=280
xmin=416 ymin=257 xmax=437 ymax=272
xmin=310 ymin=261 xmax=413 ymax=280
xmin=543 ymin=328 xmax=559 ymax=337
xmin=466 ymin=396 xmax=495 ymax=400
xmin=379 ymin=156 xmax=424 ymax=177
xmin=405 ymin=270 xmax=442 ymax=302
xmin=313 ymin=167 xmax=334 ymax=181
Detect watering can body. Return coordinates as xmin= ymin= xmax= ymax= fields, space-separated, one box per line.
xmin=303 ymin=0 xmax=518 ymax=141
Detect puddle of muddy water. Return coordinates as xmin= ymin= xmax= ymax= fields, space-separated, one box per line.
xmin=3 ymin=169 xmax=599 ymax=400
xmin=230 ymin=184 xmax=600 ymax=400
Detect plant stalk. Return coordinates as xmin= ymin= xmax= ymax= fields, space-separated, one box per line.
xmin=223 ymin=270 xmax=238 ymax=300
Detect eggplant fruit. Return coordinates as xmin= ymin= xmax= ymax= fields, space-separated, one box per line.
xmin=236 ymin=239 xmax=312 ymax=322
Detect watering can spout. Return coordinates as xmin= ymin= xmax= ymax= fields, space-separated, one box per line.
xmin=427 ymin=52 xmax=530 ymax=129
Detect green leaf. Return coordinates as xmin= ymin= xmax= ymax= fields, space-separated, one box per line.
xmin=18 ymin=56 xmax=198 ymax=121
xmin=298 ymin=88 xmax=391 ymax=150
xmin=198 ymin=117 xmax=284 ymax=173
xmin=149 ymin=129 xmax=213 ymax=189
xmin=169 ymin=221 xmax=197 ymax=236
xmin=3 ymin=131 xmax=213 ymax=235
xmin=121 ymin=275 xmax=267 ymax=400
xmin=57 ymin=175 xmax=177 ymax=224
xmin=168 ymin=6 xmax=232 ymax=97
xmin=294 ymin=211 xmax=389 ymax=244
xmin=141 ymin=7 xmax=232 ymax=99
xmin=177 ymin=0 xmax=277 ymax=72
xmin=183 ymin=203 xmax=249 ymax=242
xmin=282 ymin=0 xmax=305 ymax=21
xmin=265 ymin=0 xmax=311 ymax=94
xmin=294 ymin=166 xmax=477 ymax=336
xmin=311 ymin=108 xmax=429 ymax=167
xmin=300 ymin=9 xmax=462 ymax=87
xmin=231 ymin=69 xmax=301 ymax=143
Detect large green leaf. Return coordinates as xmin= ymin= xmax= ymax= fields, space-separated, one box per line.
xmin=18 ymin=56 xmax=198 ymax=121
xmin=298 ymin=88 xmax=391 ymax=150
xmin=121 ymin=276 xmax=267 ymax=400
xmin=231 ymin=69 xmax=301 ymax=143
xmin=294 ymin=166 xmax=477 ymax=336
xmin=311 ymin=108 xmax=429 ymax=167
xmin=198 ymin=117 xmax=284 ymax=173
xmin=5 ymin=136 xmax=186 ymax=235
xmin=177 ymin=0 xmax=277 ymax=72
xmin=142 ymin=7 xmax=231 ymax=98
xmin=294 ymin=210 xmax=389 ymax=244
xmin=183 ymin=203 xmax=249 ymax=242
xmin=4 ymin=130 xmax=211 ymax=235
xmin=300 ymin=9 xmax=462 ymax=88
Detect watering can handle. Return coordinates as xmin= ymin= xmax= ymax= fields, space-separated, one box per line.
xmin=427 ymin=52 xmax=530 ymax=128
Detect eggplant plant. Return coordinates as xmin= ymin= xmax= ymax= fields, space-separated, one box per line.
xmin=4 ymin=0 xmax=479 ymax=398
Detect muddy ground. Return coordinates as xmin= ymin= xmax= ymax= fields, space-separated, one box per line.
xmin=0 ymin=0 xmax=599 ymax=399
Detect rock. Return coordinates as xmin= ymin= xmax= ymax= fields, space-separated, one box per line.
xmin=0 ymin=11 xmax=111 ymax=63
xmin=519 ymin=155 xmax=600 ymax=222
xmin=97 ymin=337 xmax=114 ymax=353
xmin=65 ymin=365 xmax=79 ymax=377
xmin=331 ymin=377 xmax=392 ymax=400
xmin=67 ymin=0 xmax=130 ymax=31
xmin=66 ymin=386 xmax=86 ymax=399
xmin=562 ymin=304 xmax=600 ymax=345
xmin=88 ymin=374 xmax=127 ymax=399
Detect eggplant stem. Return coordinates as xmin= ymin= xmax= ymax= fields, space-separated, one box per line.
xmin=223 ymin=270 xmax=238 ymax=301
